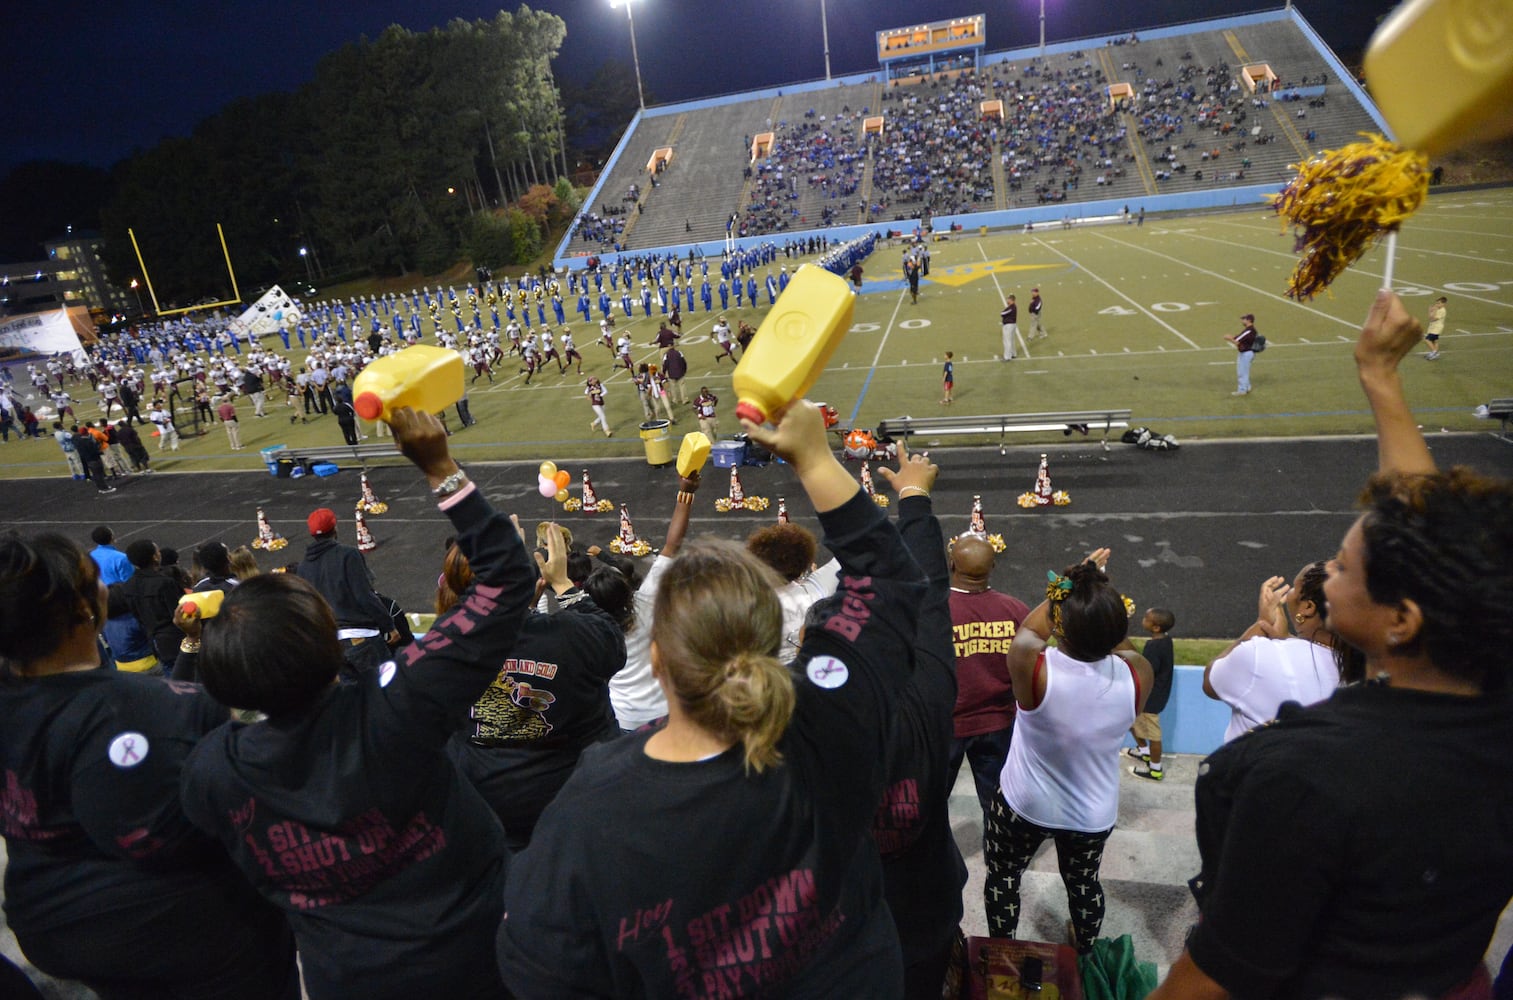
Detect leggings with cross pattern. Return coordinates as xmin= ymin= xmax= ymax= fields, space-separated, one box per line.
xmin=982 ymin=788 xmax=1112 ymax=954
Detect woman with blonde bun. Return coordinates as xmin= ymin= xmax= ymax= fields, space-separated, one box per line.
xmin=498 ymin=400 xmax=933 ymax=999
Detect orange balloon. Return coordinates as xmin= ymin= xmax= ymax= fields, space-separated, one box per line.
xmin=554 ymin=470 xmax=571 ymax=489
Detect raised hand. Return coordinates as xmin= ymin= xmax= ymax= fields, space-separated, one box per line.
xmin=877 ymin=438 xmax=938 ymax=497
xmin=1355 ymin=289 xmax=1422 ymax=377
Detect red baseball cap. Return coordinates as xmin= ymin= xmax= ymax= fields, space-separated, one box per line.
xmin=307 ymin=508 xmax=337 ymax=536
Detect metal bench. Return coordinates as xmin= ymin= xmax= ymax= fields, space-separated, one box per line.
xmin=1479 ymin=397 xmax=1513 ymax=439
xmin=281 ymin=442 xmax=399 ymax=471
xmin=877 ymin=409 xmax=1133 ymax=453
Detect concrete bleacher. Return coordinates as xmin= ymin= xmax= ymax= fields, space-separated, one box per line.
xmin=736 ymin=81 xmax=880 ymax=237
xmin=629 ymin=97 xmax=776 ymax=250
xmin=557 ymin=7 xmax=1390 ymax=264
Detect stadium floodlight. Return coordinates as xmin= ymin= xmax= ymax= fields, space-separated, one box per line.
xmin=608 ymin=0 xmax=647 ymax=111
xmin=821 ymin=0 xmax=832 ymax=80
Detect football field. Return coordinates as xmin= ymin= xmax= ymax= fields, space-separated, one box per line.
xmin=3 ymin=191 xmax=1513 ymax=479
xmin=806 ymin=188 xmax=1513 ymax=441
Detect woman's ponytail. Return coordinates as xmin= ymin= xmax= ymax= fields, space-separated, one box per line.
xmin=714 ymin=651 xmax=796 ymax=774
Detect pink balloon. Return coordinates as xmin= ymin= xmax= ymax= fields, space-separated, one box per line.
xmin=538 ymin=477 xmax=558 ymax=498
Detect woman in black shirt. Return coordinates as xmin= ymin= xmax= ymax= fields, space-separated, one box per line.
xmin=1151 ymin=291 xmax=1513 ymax=999
xmin=0 ymin=532 xmax=297 ymax=999
xmin=498 ymin=401 xmax=934 ymax=998
xmin=178 ymin=408 xmax=536 ymax=1000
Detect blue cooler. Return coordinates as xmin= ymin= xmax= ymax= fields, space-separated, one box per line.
xmin=710 ymin=441 xmax=747 ymax=468
xmin=260 ymin=445 xmax=288 ymax=476
xmin=311 ymin=462 xmax=339 ymax=477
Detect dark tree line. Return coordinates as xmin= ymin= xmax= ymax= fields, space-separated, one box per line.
xmin=91 ymin=6 xmax=577 ymax=303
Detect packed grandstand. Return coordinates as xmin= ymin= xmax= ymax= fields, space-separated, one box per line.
xmin=560 ymin=7 xmax=1383 ymax=263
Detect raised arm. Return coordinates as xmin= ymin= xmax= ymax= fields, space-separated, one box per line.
xmin=660 ymin=471 xmax=701 ymax=558
xmin=1204 ymin=576 xmax=1290 ymax=699
xmin=1355 ymin=289 xmax=1435 ymax=475
xmin=375 ymin=409 xmax=537 ymax=740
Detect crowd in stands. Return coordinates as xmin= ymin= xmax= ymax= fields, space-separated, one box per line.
xmin=869 ymin=72 xmax=998 ymax=219
xmin=562 ymin=33 xmax=1355 ymax=249
xmin=738 ymin=111 xmax=868 ymax=237
xmin=3 ymin=291 xmax=1511 ymax=999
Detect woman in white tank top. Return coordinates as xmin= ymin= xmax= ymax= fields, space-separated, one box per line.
xmin=1204 ymin=561 xmax=1352 ymax=743
xmin=982 ymin=549 xmax=1153 ymax=954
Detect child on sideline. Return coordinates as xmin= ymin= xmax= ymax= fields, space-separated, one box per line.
xmin=941 ymin=352 xmax=954 ymax=405
xmin=1423 ymin=296 xmax=1447 ymax=360
xmin=1129 ymin=607 xmax=1175 ymax=780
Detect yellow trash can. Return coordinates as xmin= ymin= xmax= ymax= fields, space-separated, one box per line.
xmin=979 ymin=225 xmax=988 ymax=236
xmin=639 ymin=420 xmax=673 ymax=466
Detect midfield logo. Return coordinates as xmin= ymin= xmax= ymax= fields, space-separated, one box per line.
xmin=887 ymin=258 xmax=1062 ymax=288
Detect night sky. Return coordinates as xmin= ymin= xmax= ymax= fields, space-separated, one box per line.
xmin=3 ymin=0 xmax=1394 ymax=176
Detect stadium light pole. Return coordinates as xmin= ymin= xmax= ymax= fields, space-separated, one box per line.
xmin=609 ymin=0 xmax=646 ymax=110
xmin=1039 ymin=0 xmax=1046 ymax=59
xmin=821 ymin=0 xmax=832 ymax=80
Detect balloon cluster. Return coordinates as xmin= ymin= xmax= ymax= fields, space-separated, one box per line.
xmin=537 ymin=461 xmax=572 ymax=503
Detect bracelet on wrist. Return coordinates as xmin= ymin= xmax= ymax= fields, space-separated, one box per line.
xmin=432 ymin=468 xmax=468 ymax=498
xmin=898 ymin=486 xmax=930 ymax=498
xmin=676 ymin=491 xmax=695 ymax=505
xmin=180 ymin=638 xmax=202 ymax=654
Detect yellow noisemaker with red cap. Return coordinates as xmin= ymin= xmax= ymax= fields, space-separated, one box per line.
xmin=351 ymin=345 xmax=464 ymax=421
xmin=178 ymin=590 xmax=225 ymax=619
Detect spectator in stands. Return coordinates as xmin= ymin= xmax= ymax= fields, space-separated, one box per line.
xmin=228 ymin=544 xmax=260 ymax=581
xmin=191 ymin=541 xmax=240 ymax=593
xmin=497 ymin=401 xmax=929 ymax=997
xmin=117 ymin=538 xmax=186 ymax=671
xmin=865 ymin=453 xmax=968 ymax=999
xmin=602 ymin=471 xmax=702 ymax=732
xmin=0 ymin=532 xmax=299 ymax=999
xmin=945 ymin=533 xmax=1029 ymax=836
xmin=178 ymin=407 xmax=536 ymax=1000
xmin=983 ymin=548 xmax=1153 ymax=953
xmin=295 ymin=507 xmax=397 ymax=679
xmin=88 ymin=524 xmax=133 ymax=585
xmin=1151 ymin=290 xmax=1513 ymax=1000
xmin=1128 ymin=607 xmax=1175 ymax=780
xmin=443 ymin=523 xmax=628 ymax=850
xmin=746 ymin=522 xmax=840 ymax=663
xmin=1203 ymin=563 xmax=1347 ymax=743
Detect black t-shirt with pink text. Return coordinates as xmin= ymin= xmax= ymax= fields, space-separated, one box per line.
xmin=1 ymin=671 xmax=243 ymax=931
xmin=498 ymin=490 xmax=926 ymax=999
xmin=873 ymin=496 xmax=967 ymax=968
xmin=180 ymin=488 xmax=536 ymax=1000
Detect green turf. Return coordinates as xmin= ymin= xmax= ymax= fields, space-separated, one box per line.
xmin=6 ymin=193 xmax=1512 ymax=480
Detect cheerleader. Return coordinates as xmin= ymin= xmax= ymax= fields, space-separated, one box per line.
xmin=585 ymin=377 xmax=611 ymax=437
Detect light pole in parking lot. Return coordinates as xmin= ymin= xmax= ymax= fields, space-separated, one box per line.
xmin=609 ymin=0 xmax=646 ymax=111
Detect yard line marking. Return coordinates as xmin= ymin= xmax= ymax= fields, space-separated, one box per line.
xmin=1173 ymin=229 xmax=1513 ymax=310
xmin=1395 ymin=224 xmax=1513 ymax=241
xmin=1094 ymin=232 xmax=1359 ymax=328
xmin=1028 ymin=237 xmax=1200 ymax=348
xmin=847 ymin=288 xmax=909 ymax=426
xmin=1211 ymin=218 xmax=1513 ymax=267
